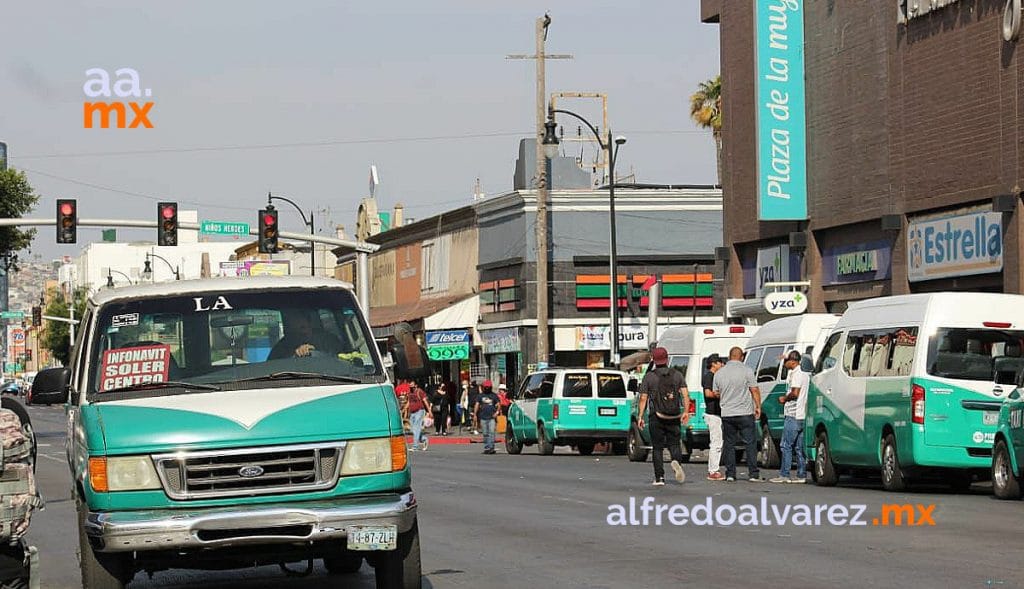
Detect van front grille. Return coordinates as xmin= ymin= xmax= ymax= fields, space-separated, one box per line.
xmin=153 ymin=443 xmax=345 ymax=500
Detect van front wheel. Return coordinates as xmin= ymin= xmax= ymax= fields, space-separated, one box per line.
xmin=504 ymin=425 xmax=523 ymax=455
xmin=77 ymin=499 xmax=130 ymax=589
xmin=993 ymin=439 xmax=1022 ymax=500
xmin=814 ymin=431 xmax=839 ymax=487
xmin=881 ymin=433 xmax=908 ymax=492
xmin=373 ymin=520 xmax=421 ymax=589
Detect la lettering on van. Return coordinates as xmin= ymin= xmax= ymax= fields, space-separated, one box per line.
xmin=193 ymin=296 xmax=233 ymax=312
xmin=83 ymin=68 xmax=154 ymax=129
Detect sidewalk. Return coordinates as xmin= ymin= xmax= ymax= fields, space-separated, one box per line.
xmin=404 ymin=429 xmax=504 ymax=445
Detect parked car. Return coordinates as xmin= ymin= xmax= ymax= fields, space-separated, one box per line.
xmin=992 ymin=380 xmax=1024 ymax=499
xmin=29 ymin=276 xmax=423 ymax=589
xmin=504 ymin=367 xmax=633 ymax=456
xmin=627 ymin=324 xmax=759 ymax=463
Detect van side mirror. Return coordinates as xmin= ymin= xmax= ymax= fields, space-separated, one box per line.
xmin=390 ymin=322 xmax=431 ymax=380
xmin=627 ymin=378 xmax=639 ymax=393
xmin=29 ymin=367 xmax=71 ymax=406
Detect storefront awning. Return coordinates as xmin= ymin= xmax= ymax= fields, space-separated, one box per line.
xmin=368 ymin=294 xmax=478 ymax=337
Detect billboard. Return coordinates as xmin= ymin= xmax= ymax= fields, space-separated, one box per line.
xmin=755 ymin=0 xmax=808 ymax=220
xmin=218 ymin=260 xmax=291 ymax=277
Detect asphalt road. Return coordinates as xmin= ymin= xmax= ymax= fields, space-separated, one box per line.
xmin=23 ymin=404 xmax=1024 ymax=589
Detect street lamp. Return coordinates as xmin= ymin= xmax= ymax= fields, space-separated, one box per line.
xmin=546 ymin=107 xmax=627 ymax=366
xmin=268 ymin=192 xmax=315 ymax=276
xmin=105 ymin=269 xmax=134 ymax=288
xmin=142 ymin=253 xmax=181 ymax=281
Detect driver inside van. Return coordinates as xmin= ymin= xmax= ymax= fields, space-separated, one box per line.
xmin=268 ymin=311 xmax=345 ymax=360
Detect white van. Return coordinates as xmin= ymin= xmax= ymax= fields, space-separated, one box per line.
xmin=808 ymin=293 xmax=1024 ymax=491
xmin=742 ymin=314 xmax=840 ymax=468
xmin=643 ymin=324 xmax=760 ymax=454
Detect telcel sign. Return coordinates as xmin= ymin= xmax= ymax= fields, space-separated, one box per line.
xmin=764 ymin=291 xmax=807 ymax=315
xmin=425 ymin=330 xmax=471 ymax=361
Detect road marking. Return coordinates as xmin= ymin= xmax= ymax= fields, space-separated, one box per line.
xmin=38 ymin=443 xmax=52 ymax=447
xmin=38 ymin=454 xmax=65 ymax=463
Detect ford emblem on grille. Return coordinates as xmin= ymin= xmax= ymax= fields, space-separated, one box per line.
xmin=238 ymin=465 xmax=265 ymax=478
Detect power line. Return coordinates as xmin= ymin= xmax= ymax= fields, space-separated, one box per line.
xmin=10 ymin=130 xmax=706 ymax=161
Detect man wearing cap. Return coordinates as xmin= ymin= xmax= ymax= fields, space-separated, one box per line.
xmin=637 ymin=347 xmax=690 ymax=485
xmin=771 ymin=351 xmax=810 ymax=483
xmin=474 ymin=380 xmax=502 ymax=454
xmin=702 ymin=354 xmax=726 ymax=481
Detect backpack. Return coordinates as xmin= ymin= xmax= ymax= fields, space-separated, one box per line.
xmin=0 ymin=409 xmax=40 ymax=544
xmin=648 ymin=367 xmax=683 ymax=417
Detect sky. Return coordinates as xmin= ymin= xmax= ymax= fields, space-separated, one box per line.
xmin=1 ymin=1 xmax=721 ymax=261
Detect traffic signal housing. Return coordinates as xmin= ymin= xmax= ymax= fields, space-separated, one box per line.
xmin=258 ymin=207 xmax=279 ymax=254
xmin=31 ymin=306 xmax=41 ymax=328
xmin=158 ymin=202 xmax=178 ymax=246
xmin=56 ymin=199 xmax=77 ymax=244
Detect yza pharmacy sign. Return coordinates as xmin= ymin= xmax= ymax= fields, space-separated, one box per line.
xmin=907 ymin=211 xmax=1003 ymax=282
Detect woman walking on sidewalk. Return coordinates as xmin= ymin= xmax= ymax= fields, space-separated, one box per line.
xmin=407 ymin=382 xmax=432 ymax=451
xmin=433 ymin=383 xmax=451 ymax=436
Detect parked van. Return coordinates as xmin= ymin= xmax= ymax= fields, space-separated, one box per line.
xmin=743 ymin=314 xmax=840 ymax=468
xmin=992 ymin=379 xmax=1024 ymax=499
xmin=807 ymin=293 xmax=1024 ymax=492
xmin=29 ymin=277 xmax=422 ymax=589
xmin=505 ymin=368 xmax=632 ymax=456
xmin=627 ymin=324 xmax=759 ymax=462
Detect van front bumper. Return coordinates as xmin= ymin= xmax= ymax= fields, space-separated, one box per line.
xmin=84 ymin=492 xmax=417 ymax=553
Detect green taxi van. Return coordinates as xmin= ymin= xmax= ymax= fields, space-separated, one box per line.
xmin=626 ymin=324 xmax=758 ymax=463
xmin=992 ymin=377 xmax=1024 ymax=499
xmin=807 ymin=293 xmax=1024 ymax=492
xmin=504 ymin=368 xmax=632 ymax=455
xmin=742 ymin=314 xmax=839 ymax=468
xmin=29 ymin=277 xmax=422 ymax=589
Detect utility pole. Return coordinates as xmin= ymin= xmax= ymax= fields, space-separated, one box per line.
xmin=507 ymin=14 xmax=572 ymax=368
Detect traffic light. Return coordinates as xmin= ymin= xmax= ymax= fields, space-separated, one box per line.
xmin=31 ymin=306 xmax=41 ymax=328
xmin=258 ymin=207 xmax=279 ymax=254
xmin=56 ymin=199 xmax=77 ymax=244
xmin=158 ymin=202 xmax=178 ymax=246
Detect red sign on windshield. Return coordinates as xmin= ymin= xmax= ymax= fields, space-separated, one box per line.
xmin=100 ymin=344 xmax=172 ymax=391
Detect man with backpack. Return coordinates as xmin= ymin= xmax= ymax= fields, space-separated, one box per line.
xmin=637 ymin=347 xmax=690 ymax=486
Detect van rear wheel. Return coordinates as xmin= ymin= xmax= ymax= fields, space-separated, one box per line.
xmin=881 ymin=433 xmax=907 ymax=492
xmin=758 ymin=424 xmax=780 ymax=469
xmin=993 ymin=439 xmax=1022 ymax=500
xmin=537 ymin=425 xmax=555 ymax=455
xmin=814 ymin=431 xmax=839 ymax=487
xmin=504 ymin=425 xmax=523 ymax=455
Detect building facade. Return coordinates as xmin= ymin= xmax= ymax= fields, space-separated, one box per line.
xmin=703 ymin=0 xmax=1024 ymax=316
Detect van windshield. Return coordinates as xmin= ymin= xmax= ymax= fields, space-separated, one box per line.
xmin=87 ymin=288 xmax=381 ymax=396
xmin=927 ymin=327 xmax=1024 ymax=383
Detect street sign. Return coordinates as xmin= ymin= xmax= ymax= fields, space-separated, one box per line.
xmin=427 ymin=345 xmax=470 ymax=361
xmin=200 ymin=220 xmax=250 ymax=236
xmin=0 ymin=311 xmax=25 ymax=320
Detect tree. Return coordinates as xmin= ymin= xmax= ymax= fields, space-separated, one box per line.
xmin=41 ymin=286 xmax=87 ymax=366
xmin=689 ymin=75 xmax=723 ymax=186
xmin=0 ymin=169 xmax=40 ymax=273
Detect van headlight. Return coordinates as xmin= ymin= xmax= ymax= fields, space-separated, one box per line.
xmin=341 ymin=438 xmax=392 ymax=475
xmin=101 ymin=456 xmax=162 ymax=491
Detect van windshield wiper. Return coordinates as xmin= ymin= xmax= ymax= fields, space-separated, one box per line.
xmin=100 ymin=380 xmax=222 ymax=395
xmin=231 ymin=372 xmax=368 ymax=384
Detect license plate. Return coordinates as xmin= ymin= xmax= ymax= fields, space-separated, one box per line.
xmin=983 ymin=411 xmax=999 ymax=426
xmin=347 ymin=525 xmax=397 ymax=551
xmin=599 ymin=407 xmax=617 ymax=417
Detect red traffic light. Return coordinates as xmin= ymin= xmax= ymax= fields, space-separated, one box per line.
xmin=161 ymin=205 xmax=176 ymax=219
xmin=60 ymin=202 xmax=74 ymax=216
xmin=263 ymin=213 xmax=277 ymax=226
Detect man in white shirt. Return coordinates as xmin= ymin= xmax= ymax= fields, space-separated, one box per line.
xmin=770 ymin=351 xmax=810 ymax=483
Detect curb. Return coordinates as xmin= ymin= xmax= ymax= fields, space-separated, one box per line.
xmin=404 ymin=435 xmax=504 ymax=445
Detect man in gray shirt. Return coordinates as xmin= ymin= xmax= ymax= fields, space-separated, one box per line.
xmin=713 ymin=346 xmax=764 ymax=482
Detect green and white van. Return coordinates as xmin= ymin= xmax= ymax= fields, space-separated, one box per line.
xmin=626 ymin=324 xmax=758 ymax=463
xmin=992 ymin=377 xmax=1024 ymax=499
xmin=504 ymin=368 xmax=632 ymax=456
xmin=807 ymin=293 xmax=1024 ymax=492
xmin=743 ymin=314 xmax=839 ymax=468
xmin=29 ymin=277 xmax=421 ymax=589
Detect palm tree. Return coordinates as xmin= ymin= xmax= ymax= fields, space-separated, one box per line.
xmin=689 ymin=75 xmax=722 ymax=186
